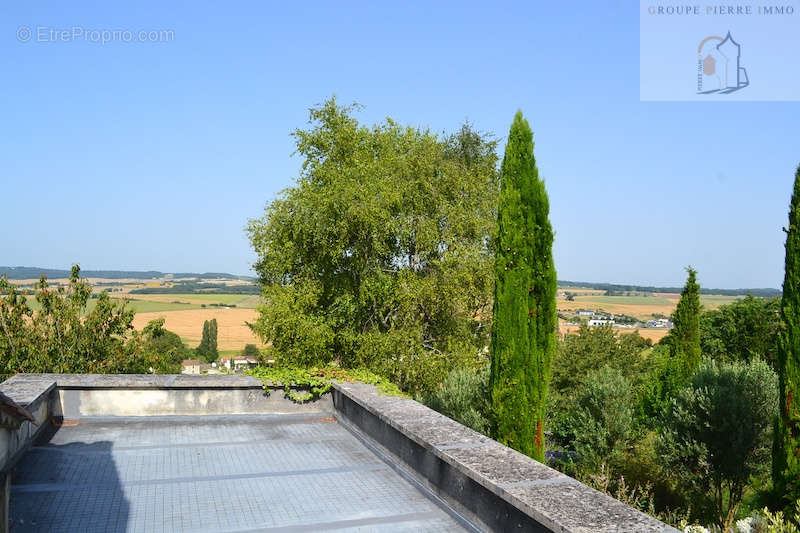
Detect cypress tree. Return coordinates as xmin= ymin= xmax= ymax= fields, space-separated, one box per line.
xmin=643 ymin=268 xmax=703 ymax=417
xmin=671 ymin=267 xmax=702 ymax=380
xmin=197 ymin=320 xmax=211 ymax=360
xmin=208 ymin=318 xmax=219 ymax=361
xmin=489 ymin=111 xmax=557 ymax=461
xmin=773 ymin=165 xmax=800 ymax=507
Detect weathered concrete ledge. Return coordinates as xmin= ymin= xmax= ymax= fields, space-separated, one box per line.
xmin=0 ymin=378 xmax=53 ymax=474
xmin=0 ymin=373 xmax=332 ymax=421
xmin=332 ymin=381 xmax=677 ymax=533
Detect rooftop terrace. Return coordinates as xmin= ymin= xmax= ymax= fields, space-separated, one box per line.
xmin=12 ymin=414 xmax=465 ymax=532
xmin=0 ymin=374 xmax=677 ymax=533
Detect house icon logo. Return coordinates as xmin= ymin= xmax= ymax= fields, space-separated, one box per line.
xmin=697 ymin=32 xmax=750 ymax=94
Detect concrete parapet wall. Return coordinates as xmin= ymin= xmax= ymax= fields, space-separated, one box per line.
xmin=0 ymin=378 xmax=54 ymax=474
xmin=0 ymin=374 xmax=332 ymax=421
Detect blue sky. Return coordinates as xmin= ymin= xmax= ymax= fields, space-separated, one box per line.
xmin=1 ymin=1 xmax=797 ymax=289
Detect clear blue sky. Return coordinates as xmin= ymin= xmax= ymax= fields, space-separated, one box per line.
xmin=1 ymin=1 xmax=797 ymax=289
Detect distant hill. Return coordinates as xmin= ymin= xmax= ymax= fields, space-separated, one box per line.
xmin=558 ymin=280 xmax=781 ymax=298
xmin=0 ymin=266 xmax=254 ymax=281
xmin=0 ymin=267 xmax=779 ymax=297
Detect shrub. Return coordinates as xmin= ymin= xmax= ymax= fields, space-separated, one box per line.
xmin=660 ymin=358 xmax=778 ymax=531
xmin=571 ymin=366 xmax=635 ymax=471
xmin=424 ymin=364 xmax=490 ymax=435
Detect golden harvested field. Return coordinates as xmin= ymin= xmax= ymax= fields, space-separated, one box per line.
xmin=558 ymin=293 xmax=741 ymax=320
xmin=558 ymin=299 xmax=674 ymax=318
xmin=559 ymin=323 xmax=670 ymax=343
xmin=132 ymin=308 xmax=264 ymax=350
xmin=559 ymin=288 xmax=606 ymax=295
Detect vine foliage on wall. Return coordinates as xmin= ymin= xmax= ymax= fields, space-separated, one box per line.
xmin=250 ymin=366 xmax=405 ymax=403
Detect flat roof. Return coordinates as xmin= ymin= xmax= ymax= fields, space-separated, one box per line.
xmin=10 ymin=414 xmax=470 ymax=532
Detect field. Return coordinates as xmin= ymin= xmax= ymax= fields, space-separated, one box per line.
xmin=132 ymin=308 xmax=263 ymax=350
xmin=15 ymin=274 xmax=750 ymax=353
xmin=559 ymin=323 xmax=671 ymax=343
xmin=22 ymin=291 xmax=264 ymax=351
xmin=120 ymin=293 xmax=260 ymax=308
xmin=558 ymin=291 xmax=741 ymax=320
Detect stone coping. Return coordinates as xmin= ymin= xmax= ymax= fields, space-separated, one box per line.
xmin=0 ymin=375 xmax=57 ymax=408
xmin=0 ymin=374 xmax=271 ymax=408
xmin=332 ymin=381 xmax=677 ymax=533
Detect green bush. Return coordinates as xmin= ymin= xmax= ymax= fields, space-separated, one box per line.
xmin=571 ymin=366 xmax=635 ymax=471
xmin=242 ymin=344 xmax=261 ymax=358
xmin=660 ymin=358 xmax=778 ymax=531
xmin=424 ymin=364 xmax=490 ymax=435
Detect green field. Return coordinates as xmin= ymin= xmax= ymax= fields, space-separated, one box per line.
xmin=125 ymin=293 xmax=260 ymax=308
xmin=699 ymin=295 xmax=742 ymax=306
xmin=24 ymin=296 xmax=203 ymax=313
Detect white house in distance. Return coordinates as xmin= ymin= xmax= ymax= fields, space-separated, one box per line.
xmin=220 ymin=356 xmax=259 ymax=373
xmin=587 ymin=318 xmax=615 ymax=327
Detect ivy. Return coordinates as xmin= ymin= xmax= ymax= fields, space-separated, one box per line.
xmin=250 ymin=365 xmax=405 ymax=403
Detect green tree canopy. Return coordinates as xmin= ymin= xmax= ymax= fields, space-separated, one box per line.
xmin=666 ymin=267 xmax=702 ymax=380
xmin=661 ymin=359 xmax=777 ymax=531
xmin=0 ymin=266 xmax=135 ymax=374
xmin=551 ymin=324 xmax=653 ymax=393
xmin=700 ymin=295 xmax=780 ymax=369
xmin=643 ymin=268 xmax=703 ymax=418
xmin=774 ymin=164 xmax=800 ymax=509
xmin=0 ymin=266 xmax=182 ymax=374
xmin=489 ymin=111 xmax=556 ymax=461
xmin=246 ymin=98 xmax=498 ymax=394
xmin=242 ymin=344 xmax=261 ymax=358
xmin=571 ymin=366 xmax=635 ymax=472
xmin=196 ymin=318 xmax=218 ymax=363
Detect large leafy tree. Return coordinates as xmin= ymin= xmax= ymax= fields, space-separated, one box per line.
xmin=700 ymin=294 xmax=780 ymax=369
xmin=489 ymin=111 xmax=556 ymax=461
xmin=774 ymin=165 xmax=800 ymax=509
xmin=0 ymin=266 xmax=135 ymax=374
xmin=246 ymin=98 xmax=498 ymax=394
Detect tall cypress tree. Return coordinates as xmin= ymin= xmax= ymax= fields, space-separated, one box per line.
xmin=643 ymin=267 xmax=703 ymax=417
xmin=489 ymin=111 xmax=556 ymax=461
xmin=671 ymin=267 xmax=702 ymax=380
xmin=208 ymin=318 xmax=219 ymax=361
xmin=197 ymin=320 xmax=216 ymax=361
xmin=773 ymin=165 xmax=800 ymax=507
